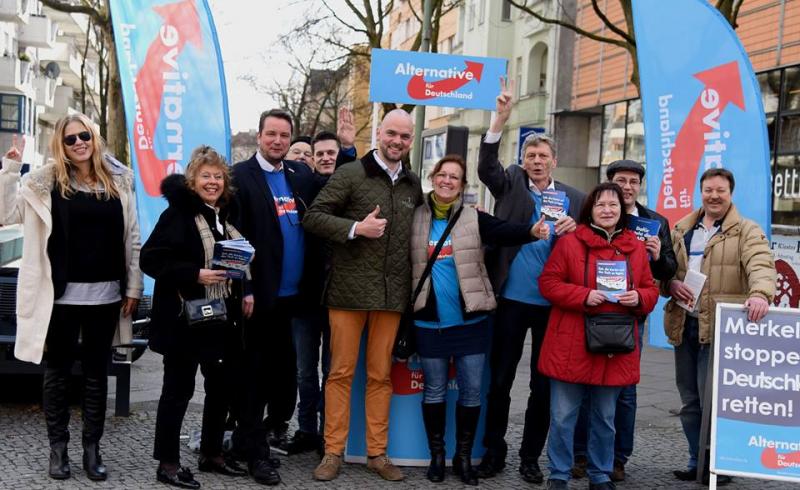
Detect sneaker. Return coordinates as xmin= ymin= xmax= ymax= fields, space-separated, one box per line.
xmin=286 ymin=430 xmax=321 ymax=455
xmin=610 ymin=459 xmax=625 ymax=482
xmin=313 ymin=453 xmax=342 ymax=481
xmin=366 ymin=454 xmax=404 ymax=481
xmin=519 ymin=459 xmax=543 ymax=484
xmin=545 ymin=478 xmax=568 ymax=489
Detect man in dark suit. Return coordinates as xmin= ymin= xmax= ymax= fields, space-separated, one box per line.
xmin=230 ymin=109 xmax=323 ymax=486
xmin=477 ymin=79 xmax=585 ymax=484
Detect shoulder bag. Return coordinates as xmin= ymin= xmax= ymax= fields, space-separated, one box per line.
xmin=583 ymin=246 xmax=636 ymax=354
xmin=393 ymin=207 xmax=463 ymax=359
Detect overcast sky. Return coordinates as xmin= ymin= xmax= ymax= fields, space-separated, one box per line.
xmin=207 ymin=1 xmax=301 ymax=134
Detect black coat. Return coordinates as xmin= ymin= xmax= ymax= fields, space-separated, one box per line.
xmin=140 ymin=174 xmax=242 ymax=357
xmin=232 ymin=155 xmax=324 ymax=311
xmin=635 ymin=202 xmax=678 ymax=282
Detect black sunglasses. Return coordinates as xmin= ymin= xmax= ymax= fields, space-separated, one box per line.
xmin=63 ymin=131 xmax=92 ymax=146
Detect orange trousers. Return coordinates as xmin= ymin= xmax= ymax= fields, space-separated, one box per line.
xmin=324 ymin=309 xmax=401 ymax=456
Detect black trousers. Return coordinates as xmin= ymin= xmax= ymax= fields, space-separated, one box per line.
xmin=153 ymin=349 xmax=228 ymax=464
xmin=234 ymin=296 xmax=297 ymax=461
xmin=43 ymin=302 xmax=119 ymax=445
xmin=483 ymin=298 xmax=551 ymax=462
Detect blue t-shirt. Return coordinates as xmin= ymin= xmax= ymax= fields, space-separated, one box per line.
xmin=263 ymin=169 xmax=304 ymax=297
xmin=415 ymin=219 xmax=487 ymax=329
xmin=501 ymin=190 xmax=567 ymax=305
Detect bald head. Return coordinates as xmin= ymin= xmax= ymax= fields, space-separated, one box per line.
xmin=377 ymin=109 xmax=414 ymax=165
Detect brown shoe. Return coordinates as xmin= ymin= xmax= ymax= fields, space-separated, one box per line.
xmin=572 ymin=454 xmax=588 ymax=479
xmin=610 ymin=459 xmax=625 ymax=482
xmin=367 ymin=454 xmax=404 ymax=481
xmin=313 ymin=453 xmax=342 ymax=481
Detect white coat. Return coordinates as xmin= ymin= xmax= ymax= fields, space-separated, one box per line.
xmin=0 ymin=156 xmax=143 ymax=364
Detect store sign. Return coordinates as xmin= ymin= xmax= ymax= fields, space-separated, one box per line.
xmin=771 ymin=234 xmax=800 ymax=308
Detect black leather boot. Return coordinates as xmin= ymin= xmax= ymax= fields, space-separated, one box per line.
xmin=452 ymin=404 xmax=480 ymax=486
xmin=82 ymin=376 xmax=108 ymax=481
xmin=421 ymin=403 xmax=447 ymax=482
xmin=43 ymin=367 xmax=71 ymax=479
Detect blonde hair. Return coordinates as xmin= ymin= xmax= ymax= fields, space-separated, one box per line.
xmin=50 ymin=113 xmax=119 ymax=199
xmin=184 ymin=145 xmax=233 ymax=205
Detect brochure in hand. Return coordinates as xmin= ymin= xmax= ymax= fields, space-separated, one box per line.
xmin=596 ymin=260 xmax=627 ymax=303
xmin=211 ymin=238 xmax=255 ymax=279
xmin=541 ymin=190 xmax=567 ymax=221
xmin=676 ymin=269 xmax=707 ymax=312
xmin=627 ymin=215 xmax=661 ymax=242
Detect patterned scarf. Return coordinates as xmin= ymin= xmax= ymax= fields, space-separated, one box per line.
xmin=194 ymin=213 xmax=245 ymax=300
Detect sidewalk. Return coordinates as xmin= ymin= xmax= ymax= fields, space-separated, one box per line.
xmin=0 ymin=339 xmax=795 ymax=488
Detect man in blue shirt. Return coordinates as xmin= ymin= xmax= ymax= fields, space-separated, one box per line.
xmin=477 ymin=79 xmax=585 ymax=484
xmin=231 ymin=109 xmax=324 ymax=486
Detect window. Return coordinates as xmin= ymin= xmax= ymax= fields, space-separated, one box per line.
xmin=773 ymin=67 xmax=800 ymax=225
xmin=0 ymin=94 xmax=23 ymax=132
xmin=501 ymin=0 xmax=512 ymax=21
xmin=515 ymin=56 xmax=523 ymax=99
xmin=526 ymin=43 xmax=548 ymax=95
xmin=600 ymin=102 xmax=627 ymax=168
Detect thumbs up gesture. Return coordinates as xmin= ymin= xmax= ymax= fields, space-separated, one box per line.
xmin=530 ymin=215 xmax=550 ymax=241
xmin=355 ymin=205 xmax=388 ymax=239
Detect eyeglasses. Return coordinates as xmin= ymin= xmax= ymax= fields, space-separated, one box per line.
xmin=63 ymin=131 xmax=92 ymax=146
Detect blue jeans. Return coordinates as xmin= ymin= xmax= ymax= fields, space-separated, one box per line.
xmin=420 ymin=353 xmax=484 ymax=407
xmin=674 ymin=316 xmax=709 ymax=470
xmin=575 ymin=319 xmax=645 ymax=463
xmin=548 ymin=379 xmax=622 ymax=484
xmin=291 ymin=307 xmax=330 ymax=435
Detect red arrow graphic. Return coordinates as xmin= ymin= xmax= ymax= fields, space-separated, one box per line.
xmin=407 ymin=61 xmax=484 ymax=100
xmin=656 ymin=61 xmax=744 ymax=227
xmin=761 ymin=447 xmax=800 ymax=469
xmin=133 ymin=0 xmax=203 ymax=196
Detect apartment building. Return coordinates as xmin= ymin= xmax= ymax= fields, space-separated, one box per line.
xmin=1 ymin=0 xmax=103 ymax=168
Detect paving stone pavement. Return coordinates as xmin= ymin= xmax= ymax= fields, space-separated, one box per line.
xmin=1 ymin=339 xmax=797 ymax=489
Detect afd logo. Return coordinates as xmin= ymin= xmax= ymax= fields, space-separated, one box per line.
xmin=398 ymin=61 xmax=484 ymax=101
xmin=391 ymin=357 xmax=457 ymax=395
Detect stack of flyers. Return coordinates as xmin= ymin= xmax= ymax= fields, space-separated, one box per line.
xmin=676 ymin=269 xmax=706 ymax=312
xmin=627 ymin=215 xmax=660 ymax=242
xmin=212 ymin=238 xmax=255 ymax=279
xmin=596 ymin=260 xmax=627 ymax=303
xmin=541 ymin=190 xmax=567 ymax=221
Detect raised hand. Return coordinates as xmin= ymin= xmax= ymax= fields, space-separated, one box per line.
xmin=3 ymin=134 xmax=25 ymax=162
xmin=337 ymin=106 xmax=356 ymax=149
xmin=530 ymin=215 xmax=550 ymax=241
xmin=355 ymin=205 xmax=387 ymax=239
xmin=490 ymin=77 xmax=515 ymax=133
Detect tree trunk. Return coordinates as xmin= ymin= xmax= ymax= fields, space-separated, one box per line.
xmin=103 ymin=28 xmax=128 ymax=164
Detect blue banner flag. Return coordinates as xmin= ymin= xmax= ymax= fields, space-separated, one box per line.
xmin=632 ymin=0 xmax=771 ymax=348
xmin=369 ymin=48 xmax=506 ymax=110
xmin=109 ymin=0 xmax=230 ymax=292
xmin=711 ymin=304 xmax=800 ymax=483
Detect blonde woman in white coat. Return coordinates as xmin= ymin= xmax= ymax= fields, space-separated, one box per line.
xmin=0 ymin=114 xmax=143 ymax=481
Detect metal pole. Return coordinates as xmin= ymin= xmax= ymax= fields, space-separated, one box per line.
xmin=411 ymin=0 xmax=434 ymax=175
xmin=371 ymin=102 xmax=380 ymax=149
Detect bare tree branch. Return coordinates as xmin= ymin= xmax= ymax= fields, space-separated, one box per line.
xmin=590 ymin=0 xmax=635 ymax=45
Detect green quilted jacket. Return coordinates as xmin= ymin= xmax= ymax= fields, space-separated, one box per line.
xmin=303 ymin=150 xmax=422 ymax=312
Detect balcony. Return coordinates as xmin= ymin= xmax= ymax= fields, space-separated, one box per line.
xmin=34 ymin=75 xmax=58 ymax=108
xmin=0 ymin=57 xmax=35 ymax=96
xmin=19 ymin=14 xmax=57 ymax=49
xmin=39 ymin=41 xmax=82 ymax=88
xmin=514 ymin=92 xmax=548 ymax=125
xmin=40 ymin=84 xmax=75 ymax=124
xmin=42 ymin=3 xmax=86 ymax=37
xmin=0 ymin=0 xmax=29 ymax=24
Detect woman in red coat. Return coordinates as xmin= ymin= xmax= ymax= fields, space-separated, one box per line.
xmin=537 ymin=182 xmax=658 ymax=490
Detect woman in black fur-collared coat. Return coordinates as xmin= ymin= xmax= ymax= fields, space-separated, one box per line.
xmin=141 ymin=146 xmax=253 ymax=489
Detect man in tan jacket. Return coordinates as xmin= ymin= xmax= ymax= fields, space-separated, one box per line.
xmin=662 ymin=168 xmax=775 ymax=485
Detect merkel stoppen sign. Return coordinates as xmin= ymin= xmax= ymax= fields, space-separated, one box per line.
xmin=369 ymin=48 xmax=506 ymax=110
xmin=711 ymin=304 xmax=800 ymax=483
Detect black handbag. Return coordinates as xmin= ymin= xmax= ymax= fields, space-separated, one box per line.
xmin=393 ymin=207 xmax=463 ymax=359
xmin=583 ymin=247 xmax=636 ymax=354
xmin=182 ymin=297 xmax=228 ymax=327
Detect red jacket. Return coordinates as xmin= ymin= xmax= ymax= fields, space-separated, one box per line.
xmin=537 ymin=224 xmax=659 ymax=386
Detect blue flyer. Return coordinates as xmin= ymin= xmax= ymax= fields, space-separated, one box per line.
xmin=627 ymin=215 xmax=661 ymax=241
xmin=596 ymin=260 xmax=627 ymax=303
xmin=541 ymin=190 xmax=567 ymax=221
